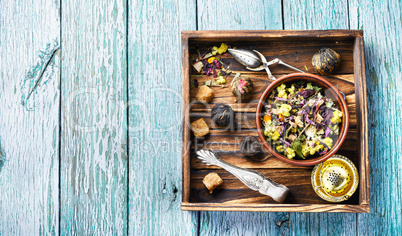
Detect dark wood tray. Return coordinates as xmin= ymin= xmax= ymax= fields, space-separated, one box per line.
xmin=181 ymin=30 xmax=369 ymax=212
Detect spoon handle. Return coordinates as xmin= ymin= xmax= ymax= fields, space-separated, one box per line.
xmin=277 ymin=59 xmax=305 ymax=73
xmin=196 ymin=149 xmax=289 ymax=203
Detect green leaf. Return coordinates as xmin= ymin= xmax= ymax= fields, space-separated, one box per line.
xmin=284 ymin=127 xmax=291 ymax=139
xmin=291 ymin=134 xmax=305 ymax=159
xmin=190 ymin=79 xmax=195 ymax=88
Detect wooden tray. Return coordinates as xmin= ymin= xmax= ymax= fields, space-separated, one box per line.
xmin=181 ymin=30 xmax=369 ymax=213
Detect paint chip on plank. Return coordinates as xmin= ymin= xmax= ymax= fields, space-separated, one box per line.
xmin=0 ymin=141 xmax=5 ymax=172
xmin=274 ymin=212 xmax=290 ymax=228
xmin=20 ymin=39 xmax=60 ymax=110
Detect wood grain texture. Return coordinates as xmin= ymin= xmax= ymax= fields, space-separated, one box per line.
xmin=199 ymin=212 xmax=290 ymax=235
xmin=0 ymin=0 xmax=60 ymax=234
xmin=182 ymin=36 xmax=192 ymax=204
xmin=196 ymin=1 xmax=290 ymax=235
xmin=197 ymin=0 xmax=282 ymax=30
xmin=353 ymin=37 xmax=370 ymax=205
xmin=181 ymin=30 xmax=363 ymax=39
xmin=127 ymin=0 xmax=198 ymax=235
xmin=283 ymin=0 xmax=358 ymax=235
xmin=283 ymin=0 xmax=349 ymax=30
xmin=60 ymin=0 xmax=128 ymax=234
xmin=349 ymin=0 xmax=402 ymax=234
xmin=189 ymin=169 xmax=359 ymax=205
xmin=182 ymin=203 xmax=368 ymax=213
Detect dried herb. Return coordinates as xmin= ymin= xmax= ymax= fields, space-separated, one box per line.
xmin=263 ymin=82 xmax=343 ymax=159
xmin=190 ymin=79 xmax=199 ymax=89
xmin=291 ymin=134 xmax=305 ymax=159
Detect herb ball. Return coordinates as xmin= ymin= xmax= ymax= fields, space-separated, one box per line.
xmin=230 ymin=74 xmax=254 ymax=102
xmin=312 ymin=47 xmax=341 ymax=76
xmin=211 ymin=104 xmax=235 ymax=127
xmin=240 ymin=136 xmax=262 ymax=157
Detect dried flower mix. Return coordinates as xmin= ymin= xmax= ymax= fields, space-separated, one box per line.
xmin=263 ymin=82 xmax=343 ymax=159
xmin=192 ymin=43 xmax=232 ymax=83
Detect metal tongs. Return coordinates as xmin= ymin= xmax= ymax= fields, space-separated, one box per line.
xmin=228 ymin=49 xmax=304 ymax=80
xmin=196 ymin=149 xmax=289 ymax=203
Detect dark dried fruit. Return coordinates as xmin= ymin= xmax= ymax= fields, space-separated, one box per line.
xmin=312 ymin=48 xmax=341 ymax=76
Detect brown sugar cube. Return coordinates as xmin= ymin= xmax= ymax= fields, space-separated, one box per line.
xmin=191 ymin=118 xmax=210 ymax=138
xmin=202 ymin=172 xmax=223 ymax=194
xmin=196 ymin=85 xmax=214 ymax=103
xmin=192 ymin=61 xmax=204 ymax=74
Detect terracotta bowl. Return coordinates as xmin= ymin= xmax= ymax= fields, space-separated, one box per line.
xmin=256 ymin=73 xmax=349 ymax=166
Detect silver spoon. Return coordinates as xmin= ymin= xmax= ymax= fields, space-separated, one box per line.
xmin=196 ymin=149 xmax=289 ymax=203
xmin=228 ymin=48 xmax=304 ymax=80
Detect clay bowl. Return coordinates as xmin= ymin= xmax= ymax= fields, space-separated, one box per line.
xmin=256 ymin=73 xmax=349 ymax=166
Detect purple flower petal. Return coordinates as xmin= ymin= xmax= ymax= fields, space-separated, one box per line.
xmin=280 ymin=124 xmax=286 ymax=135
xmin=206 ymin=67 xmax=212 ymax=76
xmin=280 ymin=138 xmax=291 ymax=147
xmin=289 ymin=115 xmax=294 ymax=120
xmin=305 ymin=114 xmax=315 ymax=125
xmin=318 ymin=148 xmax=328 ymax=155
xmin=325 ymin=126 xmax=332 ymax=137
xmin=275 ymin=97 xmax=288 ymax=101
xmin=296 ymin=89 xmax=315 ymax=98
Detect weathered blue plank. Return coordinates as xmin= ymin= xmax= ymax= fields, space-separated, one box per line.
xmin=0 ymin=0 xmax=60 ymax=234
xmin=349 ymin=0 xmax=402 ymax=234
xmin=283 ymin=1 xmax=357 ymax=235
xmin=197 ymin=1 xmax=287 ymax=235
xmin=283 ymin=0 xmax=349 ymax=30
xmin=127 ymin=0 xmax=198 ymax=235
xmin=60 ymin=0 xmax=128 ymax=234
xmin=197 ymin=0 xmax=282 ymax=30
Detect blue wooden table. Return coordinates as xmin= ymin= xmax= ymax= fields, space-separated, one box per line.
xmin=0 ymin=0 xmax=400 ymax=235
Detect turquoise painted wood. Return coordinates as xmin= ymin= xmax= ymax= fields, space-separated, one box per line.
xmin=0 ymin=1 xmax=60 ymax=235
xmin=283 ymin=0 xmax=349 ymax=30
xmin=349 ymin=0 xmax=402 ymax=235
xmin=60 ymin=0 xmax=128 ymax=234
xmin=197 ymin=0 xmax=282 ymax=30
xmin=0 ymin=0 xmax=401 ymax=235
xmin=127 ymin=0 xmax=198 ymax=235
